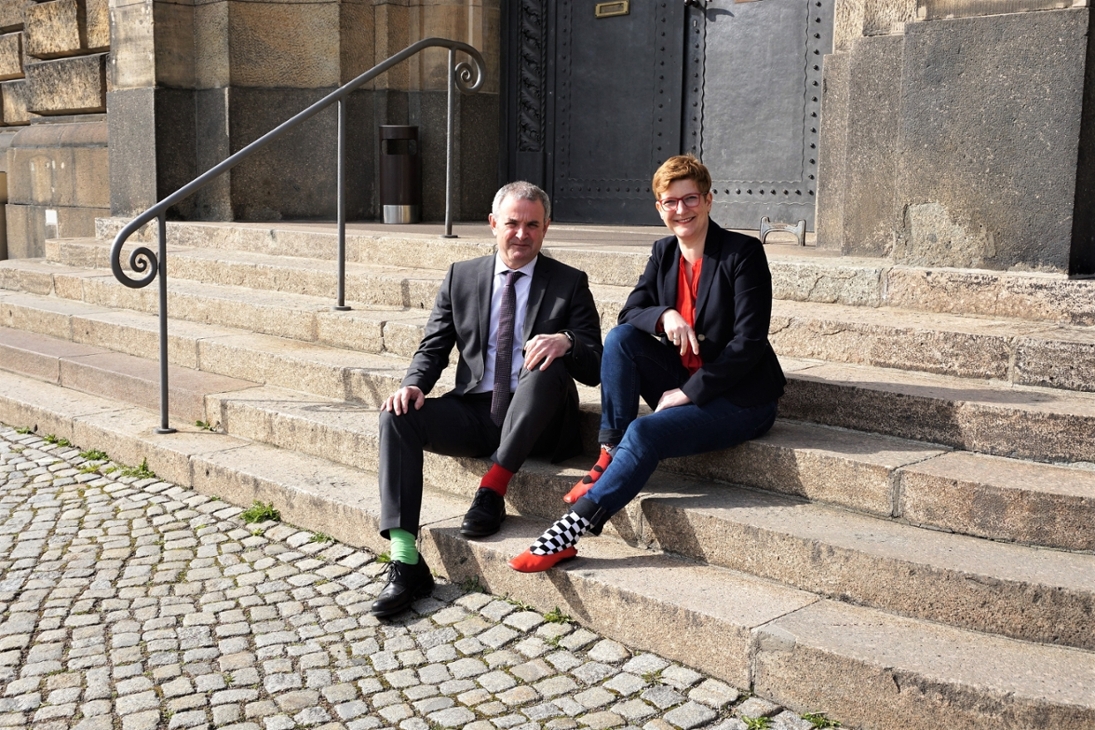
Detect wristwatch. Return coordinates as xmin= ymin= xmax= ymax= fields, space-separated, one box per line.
xmin=562 ymin=331 xmax=575 ymax=354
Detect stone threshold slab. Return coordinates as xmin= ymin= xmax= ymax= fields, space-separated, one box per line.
xmin=1 ymin=367 xmax=1092 ymax=730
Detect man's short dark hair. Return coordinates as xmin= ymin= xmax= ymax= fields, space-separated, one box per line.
xmin=493 ymin=181 xmax=552 ymax=221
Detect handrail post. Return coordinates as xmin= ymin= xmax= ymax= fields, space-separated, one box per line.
xmin=155 ymin=214 xmax=176 ymax=434
xmin=442 ymin=46 xmax=457 ymax=239
xmin=335 ymin=99 xmax=351 ymax=311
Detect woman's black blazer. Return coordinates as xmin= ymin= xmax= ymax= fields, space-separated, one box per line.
xmin=618 ymin=220 xmax=787 ymax=408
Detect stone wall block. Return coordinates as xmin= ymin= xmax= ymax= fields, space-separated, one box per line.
xmin=1 ymin=77 xmax=28 ymax=123
xmin=153 ymin=1 xmax=195 ymax=88
xmin=338 ymin=2 xmax=374 ymax=84
xmin=863 ymin=0 xmax=914 ymax=36
xmin=194 ymin=1 xmax=228 ymax=89
xmin=839 ymin=35 xmax=903 ymax=257
xmin=0 ymin=31 xmax=22 ymax=80
xmin=373 ymin=3 xmax=415 ymax=90
xmin=6 ymin=202 xmax=104 ymax=257
xmin=109 ymin=0 xmax=154 ymax=90
xmin=833 ymin=0 xmax=866 ymax=51
xmin=25 ymin=0 xmax=81 ymax=59
xmin=895 ymin=9 xmax=1088 ymax=271
xmin=0 ymin=0 xmax=30 ymax=33
xmin=26 ymin=52 xmax=106 ymax=114
xmin=227 ymin=1 xmax=339 ymax=88
xmin=71 ymin=144 xmax=108 ymax=207
xmin=85 ymin=0 xmax=106 ymax=49
xmin=815 ymin=52 xmax=850 ymax=252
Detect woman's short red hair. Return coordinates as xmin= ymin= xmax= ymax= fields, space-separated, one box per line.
xmin=652 ymin=154 xmax=712 ymax=198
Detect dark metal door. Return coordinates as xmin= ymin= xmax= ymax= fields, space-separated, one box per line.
xmin=499 ymin=0 xmax=833 ymax=229
xmin=692 ymin=0 xmax=834 ymax=230
xmin=547 ymin=1 xmax=686 ymax=224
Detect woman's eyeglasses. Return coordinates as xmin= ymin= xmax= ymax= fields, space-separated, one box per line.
xmin=657 ymin=194 xmax=704 ymax=212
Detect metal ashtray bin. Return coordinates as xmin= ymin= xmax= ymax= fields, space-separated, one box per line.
xmin=379 ymin=125 xmax=421 ymax=224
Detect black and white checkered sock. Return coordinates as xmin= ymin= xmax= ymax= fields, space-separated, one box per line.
xmin=530 ymin=511 xmax=592 ymax=556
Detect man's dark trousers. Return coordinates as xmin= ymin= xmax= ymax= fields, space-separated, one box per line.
xmin=378 ymin=360 xmax=572 ymax=537
xmin=376 ymin=253 xmax=603 ymax=539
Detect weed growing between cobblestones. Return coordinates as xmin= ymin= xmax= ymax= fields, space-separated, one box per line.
xmin=506 ymin=596 xmax=536 ymax=612
xmin=743 ymin=716 xmax=772 ymax=730
xmin=460 ymin=575 xmax=485 ymax=593
xmin=43 ymin=434 xmax=72 ymax=447
xmin=14 ymin=426 xmax=31 ymax=434
xmin=803 ymin=711 xmax=842 ymax=728
xmin=79 ymin=449 xmax=108 ymax=461
xmin=195 ymin=419 xmax=220 ymax=432
xmin=241 ymin=499 xmax=281 ymax=523
xmin=544 ymin=607 xmax=572 ymax=624
xmin=310 ymin=532 xmax=334 ymax=544
xmin=377 ymin=551 xmax=392 ymax=563
xmin=117 ymin=458 xmax=156 ymax=479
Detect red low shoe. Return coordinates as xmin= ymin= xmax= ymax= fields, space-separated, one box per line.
xmin=508 ymin=547 xmax=578 ymax=573
xmin=564 ymin=447 xmax=612 ymax=504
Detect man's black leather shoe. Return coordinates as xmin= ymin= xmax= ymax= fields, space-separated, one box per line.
xmin=370 ymin=556 xmax=435 ymax=618
xmin=460 ymin=488 xmax=506 ymax=537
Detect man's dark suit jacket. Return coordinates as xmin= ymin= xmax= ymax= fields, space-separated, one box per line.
xmin=401 ymin=253 xmax=603 ymax=461
xmin=619 ymin=220 xmax=786 ymax=408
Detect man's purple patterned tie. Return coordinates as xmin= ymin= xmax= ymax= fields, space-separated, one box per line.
xmin=491 ymin=270 xmax=523 ymax=426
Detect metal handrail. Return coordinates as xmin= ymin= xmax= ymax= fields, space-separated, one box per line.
xmin=109 ymin=38 xmax=487 ymax=433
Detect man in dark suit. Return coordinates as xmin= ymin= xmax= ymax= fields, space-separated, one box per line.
xmin=371 ymin=181 xmax=603 ymax=617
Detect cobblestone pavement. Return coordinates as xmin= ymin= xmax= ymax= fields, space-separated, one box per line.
xmin=0 ymin=424 xmax=838 ymax=730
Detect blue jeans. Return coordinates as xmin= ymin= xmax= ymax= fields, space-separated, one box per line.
xmin=582 ymin=324 xmax=778 ymax=520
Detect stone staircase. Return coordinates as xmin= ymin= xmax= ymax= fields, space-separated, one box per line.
xmin=1 ymin=218 xmax=1094 ymax=729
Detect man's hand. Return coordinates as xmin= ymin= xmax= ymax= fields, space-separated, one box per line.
xmin=659 ymin=309 xmax=700 ymax=357
xmin=382 ymin=385 xmax=425 ymax=416
xmin=654 ymin=388 xmax=692 ymax=413
xmin=523 ymin=333 xmax=572 ymax=372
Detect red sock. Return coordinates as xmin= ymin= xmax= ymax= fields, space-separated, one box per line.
xmin=480 ymin=463 xmax=515 ymax=496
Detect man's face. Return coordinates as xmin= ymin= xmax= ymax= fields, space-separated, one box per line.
xmin=489 ymin=194 xmax=549 ymax=270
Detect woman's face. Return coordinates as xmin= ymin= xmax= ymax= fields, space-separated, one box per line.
xmin=655 ymin=178 xmax=713 ymax=244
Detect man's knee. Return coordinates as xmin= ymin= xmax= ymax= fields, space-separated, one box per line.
xmin=518 ymin=357 xmax=570 ymax=391
xmin=379 ymin=406 xmax=421 ymax=441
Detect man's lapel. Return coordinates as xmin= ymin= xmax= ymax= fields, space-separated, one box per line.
xmin=477 ymin=256 xmax=494 ymax=350
xmin=522 ymin=257 xmax=549 ymax=342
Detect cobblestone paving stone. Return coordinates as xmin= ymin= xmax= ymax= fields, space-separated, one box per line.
xmin=0 ymin=424 xmax=845 ymax=730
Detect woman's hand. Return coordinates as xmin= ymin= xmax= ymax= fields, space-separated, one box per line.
xmin=660 ymin=309 xmax=700 ymax=357
xmin=655 ymin=388 xmax=692 ymax=412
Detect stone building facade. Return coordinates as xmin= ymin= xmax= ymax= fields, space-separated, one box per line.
xmin=817 ymin=0 xmax=1095 ymax=274
xmin=1 ymin=0 xmax=1092 ymax=276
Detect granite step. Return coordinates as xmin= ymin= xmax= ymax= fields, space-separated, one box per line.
xmin=0 ymin=325 xmax=258 ymax=423
xmin=781 ymin=357 xmax=1095 ymax=463
xmin=14 ymin=318 xmax=1095 ymax=555
xmin=4 ymin=294 xmax=1095 ymax=550
xmin=31 ymin=242 xmax=1095 ymax=393
xmin=93 ymin=218 xmax=1095 ymax=325
xmin=208 ymin=385 xmax=1095 ymax=558
xmin=0 ymin=369 xmax=1092 ymax=730
xmin=205 ymin=388 xmax=1095 ymax=649
xmin=8 ymin=275 xmax=1095 ymax=463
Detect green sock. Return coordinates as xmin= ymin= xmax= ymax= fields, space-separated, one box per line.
xmin=388 ymin=529 xmax=419 ymax=565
